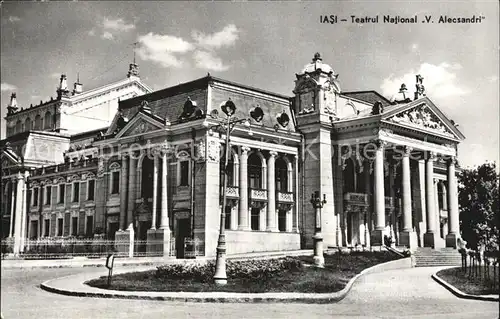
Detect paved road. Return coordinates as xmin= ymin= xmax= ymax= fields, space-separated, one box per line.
xmin=1 ymin=266 xmax=498 ymax=319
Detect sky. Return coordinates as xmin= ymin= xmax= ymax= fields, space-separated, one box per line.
xmin=1 ymin=1 xmax=499 ymax=170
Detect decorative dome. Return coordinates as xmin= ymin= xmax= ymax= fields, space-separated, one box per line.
xmin=299 ymin=52 xmax=334 ymax=75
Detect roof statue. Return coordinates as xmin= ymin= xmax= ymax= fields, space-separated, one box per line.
xmin=391 ymin=83 xmax=412 ymax=104
xmin=414 ymin=74 xmax=425 ymax=100
xmin=300 ymin=52 xmax=335 ymax=75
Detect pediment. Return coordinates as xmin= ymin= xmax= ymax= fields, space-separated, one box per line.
xmin=1 ymin=148 xmax=21 ymax=167
xmin=115 ymin=113 xmax=164 ymax=139
xmin=382 ymin=98 xmax=465 ymax=141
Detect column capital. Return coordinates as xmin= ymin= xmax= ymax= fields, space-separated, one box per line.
xmin=374 ymin=139 xmax=387 ymax=150
xmin=269 ymin=150 xmax=278 ymax=158
xmin=240 ymin=146 xmax=251 ymax=155
xmin=427 ymin=152 xmax=437 ymax=161
xmin=446 ymin=156 xmax=457 ymax=166
xmin=402 ymin=146 xmax=413 ymax=156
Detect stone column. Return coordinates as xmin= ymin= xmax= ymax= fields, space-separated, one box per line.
xmin=446 ymin=158 xmax=460 ymax=248
xmin=19 ymin=172 xmax=28 ymax=252
xmin=417 ymin=159 xmax=427 ymax=246
xmin=441 ymin=181 xmax=448 ymax=211
xmin=399 ymin=146 xmax=415 ymax=248
xmin=286 ymin=160 xmax=293 ymax=232
xmin=364 ymin=160 xmax=372 ymax=237
xmin=434 ymin=179 xmax=440 ymax=235
xmin=293 ymin=155 xmax=300 ymax=233
xmin=126 ymin=156 xmax=137 ymax=229
xmin=388 ymin=161 xmax=396 ymax=245
xmin=13 ymin=172 xmax=24 ymax=255
xmin=238 ymin=147 xmax=250 ymax=230
xmin=266 ymin=151 xmax=278 ymax=232
xmin=151 ymin=156 xmax=159 ymax=229
xmin=370 ymin=140 xmax=385 ymax=245
xmin=160 ymin=154 xmax=170 ymax=230
xmin=119 ymin=155 xmax=129 ymax=231
xmin=423 ymin=153 xmax=438 ymax=247
xmin=9 ymin=179 xmax=16 ymax=238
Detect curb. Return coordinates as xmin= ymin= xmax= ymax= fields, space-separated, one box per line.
xmin=40 ymin=257 xmax=411 ymax=303
xmin=431 ymin=272 xmax=499 ymax=302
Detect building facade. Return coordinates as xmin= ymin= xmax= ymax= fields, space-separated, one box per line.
xmin=1 ymin=54 xmax=465 ymax=257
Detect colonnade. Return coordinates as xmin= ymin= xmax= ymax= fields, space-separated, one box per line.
xmin=368 ymin=142 xmax=460 ymax=248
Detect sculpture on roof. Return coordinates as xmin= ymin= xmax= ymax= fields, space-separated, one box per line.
xmin=392 ymin=83 xmax=412 ymax=104
xmin=414 ymin=74 xmax=425 ymax=100
xmin=371 ymin=101 xmax=384 ymax=115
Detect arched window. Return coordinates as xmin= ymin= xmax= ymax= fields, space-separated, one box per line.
xmin=25 ymin=117 xmax=33 ymax=131
xmin=34 ymin=114 xmax=42 ymax=130
xmin=275 ymin=158 xmax=288 ymax=192
xmin=15 ymin=120 xmax=22 ymax=134
xmin=44 ymin=111 xmax=52 ymax=129
xmin=343 ymin=158 xmax=355 ymax=193
xmin=248 ymin=153 xmax=263 ymax=189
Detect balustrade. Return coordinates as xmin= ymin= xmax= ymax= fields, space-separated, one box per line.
xmin=343 ymin=192 xmax=369 ymax=206
xmin=249 ymin=188 xmax=267 ymax=201
xmin=277 ymin=191 xmax=294 ymax=203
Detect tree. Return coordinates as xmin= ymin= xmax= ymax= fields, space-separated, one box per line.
xmin=458 ymin=162 xmax=499 ymax=251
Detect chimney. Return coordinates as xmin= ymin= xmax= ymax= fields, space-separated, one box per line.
xmin=7 ymin=92 xmax=18 ymax=115
xmin=73 ymin=73 xmax=83 ymax=95
xmin=57 ymin=74 xmax=70 ymax=98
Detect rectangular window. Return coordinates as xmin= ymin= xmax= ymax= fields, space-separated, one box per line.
xmin=71 ymin=217 xmax=78 ymax=236
xmin=33 ymin=188 xmax=39 ymax=206
xmin=251 ymin=208 xmax=260 ymax=231
xmin=57 ymin=218 xmax=63 ymax=236
xmin=45 ymin=186 xmax=52 ymax=205
xmin=72 ymin=183 xmax=80 ymax=202
xmin=58 ymin=184 xmax=65 ymax=204
xmin=111 ymin=172 xmax=120 ymax=194
xmin=180 ymin=161 xmax=189 ymax=186
xmin=278 ymin=210 xmax=287 ymax=232
xmin=224 ymin=206 xmax=231 ymax=230
xmin=44 ymin=219 xmax=50 ymax=237
xmin=86 ymin=215 xmax=94 ymax=237
xmin=87 ymin=180 xmax=95 ymax=200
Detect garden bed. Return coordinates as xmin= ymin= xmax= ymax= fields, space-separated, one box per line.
xmin=86 ymin=251 xmax=401 ymax=293
xmin=437 ymin=267 xmax=499 ymax=295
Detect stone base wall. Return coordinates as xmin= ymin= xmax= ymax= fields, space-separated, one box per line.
xmin=223 ymin=230 xmax=300 ymax=255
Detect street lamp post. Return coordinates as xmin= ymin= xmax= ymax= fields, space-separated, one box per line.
xmin=204 ymin=99 xmax=251 ymax=285
xmin=311 ymin=191 xmax=326 ymax=268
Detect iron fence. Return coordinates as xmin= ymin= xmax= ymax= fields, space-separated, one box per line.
xmin=1 ymin=237 xmax=177 ymax=259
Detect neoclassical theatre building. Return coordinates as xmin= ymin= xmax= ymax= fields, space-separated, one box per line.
xmin=1 ymin=54 xmax=465 ymax=257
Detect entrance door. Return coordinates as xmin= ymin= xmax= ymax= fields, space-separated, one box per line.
xmin=136 ymin=220 xmax=151 ymax=255
xmin=107 ymin=222 xmax=119 ymax=240
xmin=30 ymin=221 xmax=38 ymax=239
xmin=176 ymin=218 xmax=191 ymax=258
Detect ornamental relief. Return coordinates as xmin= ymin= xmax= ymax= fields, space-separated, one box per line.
xmin=389 ymin=105 xmax=454 ymax=137
xmin=126 ymin=119 xmax=159 ymax=136
xmin=207 ymin=139 xmax=220 ymax=163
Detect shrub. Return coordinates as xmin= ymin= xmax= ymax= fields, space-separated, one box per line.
xmin=156 ymin=257 xmax=303 ymax=282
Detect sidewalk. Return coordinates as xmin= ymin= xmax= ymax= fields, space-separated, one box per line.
xmin=1 ymin=249 xmax=313 ymax=269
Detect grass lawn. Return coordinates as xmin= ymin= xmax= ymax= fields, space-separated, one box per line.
xmin=437 ymin=267 xmax=499 ymax=295
xmin=85 ymin=251 xmax=401 ymax=293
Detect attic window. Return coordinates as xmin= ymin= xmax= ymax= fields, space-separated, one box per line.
xmin=276 ymin=111 xmax=290 ymax=128
xmin=250 ymin=106 xmax=264 ymax=122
